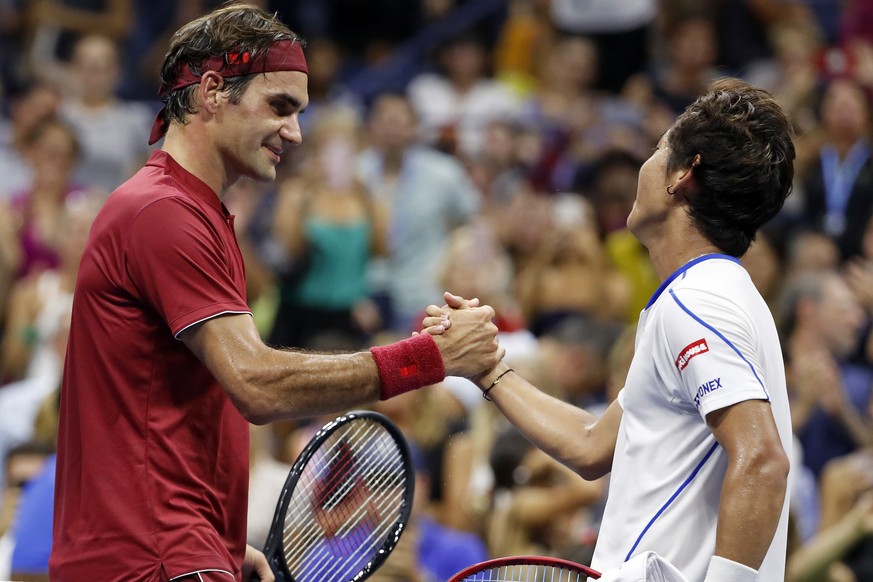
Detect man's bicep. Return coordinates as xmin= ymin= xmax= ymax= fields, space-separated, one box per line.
xmin=706 ymin=399 xmax=783 ymax=456
xmin=179 ymin=312 xmax=266 ymax=392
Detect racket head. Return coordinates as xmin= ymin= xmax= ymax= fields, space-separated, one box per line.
xmin=448 ymin=555 xmax=601 ymax=582
xmin=261 ymin=410 xmax=414 ymax=582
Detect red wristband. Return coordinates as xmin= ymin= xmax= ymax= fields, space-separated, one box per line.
xmin=370 ymin=334 xmax=446 ymax=400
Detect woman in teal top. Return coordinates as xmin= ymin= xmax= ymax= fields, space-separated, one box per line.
xmin=270 ymin=107 xmax=387 ymax=350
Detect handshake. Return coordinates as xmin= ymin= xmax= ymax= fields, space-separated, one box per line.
xmin=414 ymin=291 xmax=511 ymax=394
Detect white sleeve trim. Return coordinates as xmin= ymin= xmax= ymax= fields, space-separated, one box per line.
xmin=174 ymin=310 xmax=253 ymax=339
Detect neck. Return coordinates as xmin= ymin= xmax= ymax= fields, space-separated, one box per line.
xmin=80 ymin=94 xmax=113 ymax=109
xmin=829 ymin=132 xmax=863 ymax=158
xmin=381 ymin=148 xmax=406 ymax=172
xmin=161 ymin=125 xmax=227 ymax=197
xmin=639 ymin=220 xmax=723 ymax=281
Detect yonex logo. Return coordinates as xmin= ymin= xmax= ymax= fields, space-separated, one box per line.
xmin=676 ymin=338 xmax=709 ymax=371
xmin=694 ymin=377 xmax=723 ymax=407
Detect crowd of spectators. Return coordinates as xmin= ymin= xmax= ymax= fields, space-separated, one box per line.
xmin=1 ymin=0 xmax=873 ymax=580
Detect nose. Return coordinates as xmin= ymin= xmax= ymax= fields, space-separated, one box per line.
xmin=279 ymin=115 xmax=303 ymax=146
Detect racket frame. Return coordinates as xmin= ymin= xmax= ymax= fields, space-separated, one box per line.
xmin=261 ymin=410 xmax=415 ymax=582
xmin=447 ymin=555 xmax=602 ymax=582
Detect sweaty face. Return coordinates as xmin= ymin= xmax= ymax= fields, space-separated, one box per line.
xmin=215 ymin=70 xmax=309 ymax=183
xmin=627 ymin=132 xmax=672 ymax=241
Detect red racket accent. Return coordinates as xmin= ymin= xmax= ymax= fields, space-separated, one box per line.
xmin=448 ymin=555 xmax=601 ymax=582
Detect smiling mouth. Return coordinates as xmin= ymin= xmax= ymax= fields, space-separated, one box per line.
xmin=264 ymin=144 xmax=283 ymax=161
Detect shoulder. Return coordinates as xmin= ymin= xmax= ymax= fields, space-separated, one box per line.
xmin=657 ymin=259 xmax=759 ymax=332
xmin=413 ymin=147 xmax=467 ymax=175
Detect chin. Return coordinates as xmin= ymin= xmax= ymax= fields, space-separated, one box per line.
xmin=248 ymin=165 xmax=278 ymax=183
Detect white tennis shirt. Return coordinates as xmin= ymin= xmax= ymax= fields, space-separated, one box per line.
xmin=591 ymin=254 xmax=792 ymax=581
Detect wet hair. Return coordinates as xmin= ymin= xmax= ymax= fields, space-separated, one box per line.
xmin=158 ymin=3 xmax=304 ymax=129
xmin=666 ymin=78 xmax=795 ymax=256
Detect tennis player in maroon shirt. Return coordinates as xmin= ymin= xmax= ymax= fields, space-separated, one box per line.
xmin=50 ymin=5 xmax=503 ymax=581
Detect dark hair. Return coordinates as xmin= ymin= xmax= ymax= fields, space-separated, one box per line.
xmin=158 ymin=3 xmax=304 ymax=129
xmin=666 ymin=78 xmax=795 ymax=256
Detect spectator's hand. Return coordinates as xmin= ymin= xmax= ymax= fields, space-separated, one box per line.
xmin=243 ymin=544 xmax=273 ymax=581
xmin=860 ymin=491 xmax=873 ymax=535
xmin=351 ymin=298 xmax=382 ymax=335
xmin=845 ymin=257 xmax=873 ymax=313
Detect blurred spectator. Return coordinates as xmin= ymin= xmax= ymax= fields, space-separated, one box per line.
xmin=622 ymin=10 xmax=720 ymax=117
xmin=845 ymin=213 xmax=873 ymax=366
xmin=799 ymin=77 xmax=873 ymax=261
xmin=465 ymin=118 xmax=529 ymax=210
xmin=548 ymin=0 xmax=655 ymax=94
xmin=515 ymin=195 xmax=629 ymax=330
xmin=534 ymin=314 xmax=618 ymax=411
xmin=0 ymin=441 xmax=54 ymax=579
xmin=368 ymin=442 xmax=489 ymax=582
xmin=8 ymin=452 xmax=54 ymax=581
xmin=519 ymin=34 xmax=600 ymax=133
xmin=437 ymin=219 xmax=525 ymax=333
xmin=492 ymin=0 xmax=554 ymax=95
xmin=744 ymin=19 xmax=823 ymax=135
xmin=0 ymin=82 xmax=62 ymax=325
xmin=296 ymin=37 xmax=363 ymax=133
xmin=0 ymin=118 xmax=90 ymax=283
xmin=0 ymin=195 xmax=95 ymax=383
xmin=712 ymin=0 xmax=818 ymax=75
xmin=0 ymin=0 xmax=28 ymax=99
xmin=269 ymin=106 xmax=387 ymax=350
xmin=23 ymin=0 xmax=133 ymax=85
xmin=357 ymin=93 xmax=480 ymax=333
xmin=246 ymin=424 xmax=291 ymax=550
xmin=125 ymin=0 xmax=222 ymax=100
xmin=486 ymin=426 xmax=602 ymax=559
xmin=786 ymin=447 xmax=873 ymax=581
xmin=584 ymin=149 xmax=643 ymax=236
xmin=741 ymin=229 xmax=786 ymax=310
xmin=407 ymin=29 xmax=521 ymax=157
xmin=60 ymin=34 xmax=153 ymax=193
xmin=784 ymin=229 xmax=841 ymax=279
xmin=0 ymin=81 xmax=61 ymax=202
xmin=779 ymin=270 xmax=873 ymax=478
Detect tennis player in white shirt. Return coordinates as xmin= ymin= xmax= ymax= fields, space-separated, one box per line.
xmin=425 ymin=78 xmax=795 ymax=581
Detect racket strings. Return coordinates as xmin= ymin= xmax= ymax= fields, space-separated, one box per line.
xmin=280 ymin=419 xmax=409 ymax=582
xmin=292 ymin=449 xmax=405 ymax=581
xmin=281 ymin=422 xmax=389 ymax=550
xmin=295 ymin=445 xmax=405 ymax=581
xmin=459 ymin=564 xmax=591 ymax=582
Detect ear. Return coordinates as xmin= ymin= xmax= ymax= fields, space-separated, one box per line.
xmin=668 ymin=154 xmax=702 ymax=198
xmin=198 ymin=71 xmax=225 ymax=114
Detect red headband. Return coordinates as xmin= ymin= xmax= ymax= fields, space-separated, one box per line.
xmin=148 ymin=39 xmax=308 ymax=145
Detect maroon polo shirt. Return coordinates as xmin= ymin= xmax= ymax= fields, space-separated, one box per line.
xmin=51 ymin=151 xmax=252 ymax=581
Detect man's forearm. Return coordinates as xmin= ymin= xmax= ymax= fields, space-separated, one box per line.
xmin=714 ymin=451 xmax=789 ymax=570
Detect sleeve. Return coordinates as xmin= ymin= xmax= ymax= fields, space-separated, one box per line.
xmin=660 ymin=287 xmax=769 ymax=419
xmin=124 ymin=197 xmax=251 ymax=337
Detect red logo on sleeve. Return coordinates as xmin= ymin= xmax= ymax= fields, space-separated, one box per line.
xmin=676 ymin=338 xmax=709 ymax=371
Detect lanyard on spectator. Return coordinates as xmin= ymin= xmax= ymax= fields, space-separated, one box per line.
xmin=820 ymin=139 xmax=871 ymax=237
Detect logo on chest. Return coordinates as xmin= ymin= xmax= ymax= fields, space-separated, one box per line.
xmin=675 ymin=338 xmax=709 ymax=371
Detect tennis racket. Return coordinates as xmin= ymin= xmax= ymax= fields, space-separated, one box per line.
xmin=448 ymin=555 xmax=602 ymax=582
xmin=256 ymin=410 xmax=415 ymax=582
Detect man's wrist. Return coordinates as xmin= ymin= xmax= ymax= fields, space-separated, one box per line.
xmin=703 ymin=556 xmax=758 ymax=582
xmin=370 ymin=334 xmax=446 ymax=400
